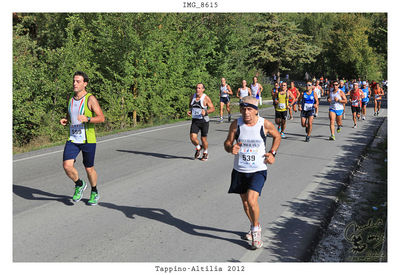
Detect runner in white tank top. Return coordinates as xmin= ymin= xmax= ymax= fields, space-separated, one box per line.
xmin=224 ymin=96 xmax=281 ymax=249
xmin=237 ymin=79 xmax=251 ymax=103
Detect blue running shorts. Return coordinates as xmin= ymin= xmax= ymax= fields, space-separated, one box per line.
xmin=63 ymin=140 xmax=96 ymax=167
xmin=229 ymin=169 xmax=267 ymax=196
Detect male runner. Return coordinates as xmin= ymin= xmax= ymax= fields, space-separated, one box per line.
xmin=338 ymin=80 xmax=348 ymax=119
xmin=361 ymin=81 xmax=371 ymax=120
xmin=288 ymin=81 xmax=299 ymax=120
xmin=237 ymin=79 xmax=251 ymax=103
xmin=250 ymin=76 xmax=263 ymax=106
xmin=60 ymin=71 xmax=105 ymax=205
xmin=271 ymin=82 xmax=279 ymax=108
xmin=298 ymin=81 xmax=319 ymax=142
xmin=349 ymin=82 xmax=364 ymax=128
xmin=219 ymin=77 xmax=233 ymax=123
xmin=224 ymin=96 xmax=281 ymax=249
xmin=328 ymin=81 xmax=347 ymax=140
xmin=188 ymin=83 xmax=215 ymax=161
xmin=273 ymin=82 xmax=294 ymax=138
xmin=313 ymin=80 xmax=323 ymax=117
xmin=373 ymin=83 xmax=384 ymax=116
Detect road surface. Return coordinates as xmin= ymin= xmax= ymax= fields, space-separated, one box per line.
xmin=13 ymin=100 xmax=386 ymax=262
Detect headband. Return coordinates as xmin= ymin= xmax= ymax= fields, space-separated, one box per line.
xmin=240 ymin=102 xmax=258 ymax=110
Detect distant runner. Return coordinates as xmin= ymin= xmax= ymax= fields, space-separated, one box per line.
xmin=288 ymin=81 xmax=299 ymax=120
xmin=349 ymin=82 xmax=364 ymax=128
xmin=328 ymin=81 xmax=347 ymax=140
xmin=273 ymin=82 xmax=294 ymax=138
xmin=219 ymin=77 xmax=233 ymax=123
xmin=188 ymin=83 xmax=215 ymax=161
xmin=338 ymin=80 xmax=348 ymax=119
xmin=361 ymin=81 xmax=371 ymax=120
xmin=313 ymin=80 xmax=323 ymax=117
xmin=237 ymin=79 xmax=251 ymax=103
xmin=224 ymin=96 xmax=281 ymax=249
xmin=250 ymin=76 xmax=264 ymax=106
xmin=373 ymin=83 xmax=384 ymax=116
xmin=298 ymin=81 xmax=319 ymax=142
xmin=60 ymin=71 xmax=105 ymax=205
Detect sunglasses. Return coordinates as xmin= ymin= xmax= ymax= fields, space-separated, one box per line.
xmin=307 ymin=84 xmax=312 ymax=86
xmin=334 ymin=83 xmax=339 ymax=86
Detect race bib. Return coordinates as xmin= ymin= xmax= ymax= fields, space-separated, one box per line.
xmin=375 ymin=95 xmax=381 ymax=99
xmin=278 ymin=103 xmax=286 ymax=109
xmin=69 ymin=124 xmax=86 ymax=143
xmin=304 ymin=103 xmax=313 ymax=111
xmin=191 ymin=108 xmax=203 ymax=119
xmin=239 ymin=148 xmax=259 ymax=168
xmin=352 ymin=99 xmax=360 ymax=107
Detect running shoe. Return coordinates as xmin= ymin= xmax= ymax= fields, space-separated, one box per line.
xmin=337 ymin=126 xmax=342 ymax=133
xmin=228 ymin=114 xmax=231 ymax=122
xmin=329 ymin=135 xmax=336 ymax=141
xmin=353 ymin=124 xmax=357 ymax=128
xmin=88 ymin=191 xmax=99 ymax=206
xmin=277 ymin=126 xmax=281 ymax=133
xmin=374 ymin=112 xmax=376 ymax=116
xmin=280 ymin=132 xmax=286 ymax=138
xmin=251 ymin=228 xmax=263 ymax=249
xmin=377 ymin=111 xmax=379 ymax=116
xmin=200 ymin=153 xmax=208 ymax=161
xmin=362 ymin=116 xmax=366 ymax=120
xmin=194 ymin=146 xmax=202 ymax=159
xmin=72 ymin=180 xmax=87 ymax=202
xmin=244 ymin=224 xmax=262 ymax=241
xmin=305 ymin=136 xmax=310 ymax=142
xmin=219 ymin=117 xmax=223 ymax=123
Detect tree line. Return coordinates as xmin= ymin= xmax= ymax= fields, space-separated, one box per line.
xmin=12 ymin=13 xmax=387 ymax=148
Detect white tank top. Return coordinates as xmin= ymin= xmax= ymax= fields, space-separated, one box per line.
xmin=239 ymin=88 xmax=249 ymax=98
xmin=250 ymin=83 xmax=259 ymax=98
xmin=329 ymin=90 xmax=344 ymax=110
xmin=220 ymin=85 xmax=229 ymax=98
xmin=68 ymin=96 xmax=87 ymax=143
xmin=234 ymin=116 xmax=267 ymax=173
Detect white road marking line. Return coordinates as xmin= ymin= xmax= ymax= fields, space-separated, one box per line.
xmin=13 ymin=122 xmax=190 ymax=163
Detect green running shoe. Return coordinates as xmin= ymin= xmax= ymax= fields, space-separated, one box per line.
xmin=88 ymin=191 xmax=100 ymax=206
xmin=72 ymin=180 xmax=87 ymax=202
xmin=337 ymin=126 xmax=342 ymax=133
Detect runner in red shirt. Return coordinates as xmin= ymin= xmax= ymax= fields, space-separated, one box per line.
xmin=373 ymin=83 xmax=384 ymax=116
xmin=288 ymin=81 xmax=299 ymax=120
xmin=349 ymin=82 xmax=364 ymax=128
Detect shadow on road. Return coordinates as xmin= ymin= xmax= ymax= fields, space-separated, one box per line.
xmin=265 ymin=111 xmax=386 ymax=262
xmin=13 ymin=185 xmax=74 ymax=206
xmin=116 ymin=149 xmax=193 ymax=160
xmin=99 ymin=201 xmax=250 ymax=249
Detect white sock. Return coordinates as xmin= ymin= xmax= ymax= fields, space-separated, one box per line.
xmin=196 ymin=145 xmax=201 ymax=150
xmin=203 ymin=149 xmax=208 ymax=154
xmin=251 ymin=225 xmax=260 ymax=232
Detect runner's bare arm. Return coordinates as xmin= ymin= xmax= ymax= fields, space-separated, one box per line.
xmin=187 ymin=94 xmax=193 ymax=116
xmin=263 ymin=119 xmax=281 ymax=164
xmin=204 ymin=95 xmax=215 ymax=115
xmin=224 ymin=120 xmax=239 ymax=154
xmin=227 ymin=85 xmax=233 ymax=95
xmin=78 ymin=95 xmax=105 ymax=123
xmin=339 ymin=91 xmax=348 ymax=104
xmin=314 ymin=92 xmax=319 ymax=107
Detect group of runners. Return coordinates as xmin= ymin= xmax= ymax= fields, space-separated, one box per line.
xmin=59 ymin=71 xmax=384 ymax=251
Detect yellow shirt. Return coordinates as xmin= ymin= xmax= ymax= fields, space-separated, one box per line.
xmin=275 ymin=92 xmax=288 ymax=111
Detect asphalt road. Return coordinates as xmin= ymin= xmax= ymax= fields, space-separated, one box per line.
xmin=13 ymin=100 xmax=387 ymax=262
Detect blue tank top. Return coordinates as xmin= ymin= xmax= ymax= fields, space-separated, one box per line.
xmin=302 ymin=91 xmax=315 ymax=111
xmin=361 ymin=88 xmax=369 ymax=102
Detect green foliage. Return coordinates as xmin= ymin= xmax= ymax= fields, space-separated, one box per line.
xmin=12 ymin=13 xmax=387 ymax=149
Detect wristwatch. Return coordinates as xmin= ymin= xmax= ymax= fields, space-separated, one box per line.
xmin=87 ymin=116 xmax=91 ymax=122
xmin=269 ymin=150 xmax=277 ymax=157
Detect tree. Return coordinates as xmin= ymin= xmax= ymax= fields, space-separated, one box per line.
xmin=250 ymin=13 xmax=321 ymax=80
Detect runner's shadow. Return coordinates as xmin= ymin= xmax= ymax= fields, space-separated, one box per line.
xmin=100 ymin=202 xmax=250 ymax=249
xmin=116 ymin=150 xmax=193 ymax=160
xmin=13 ymin=185 xmax=74 ymax=206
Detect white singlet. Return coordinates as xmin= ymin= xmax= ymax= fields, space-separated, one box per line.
xmin=233 ymin=116 xmax=267 ymax=173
